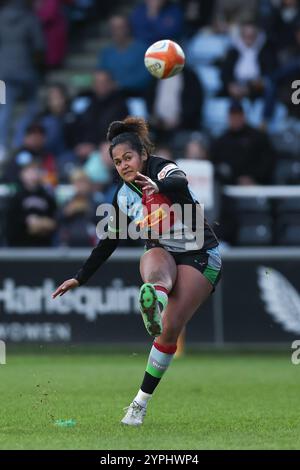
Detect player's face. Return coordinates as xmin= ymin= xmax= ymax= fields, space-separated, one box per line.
xmin=112 ymin=142 xmax=147 ymax=182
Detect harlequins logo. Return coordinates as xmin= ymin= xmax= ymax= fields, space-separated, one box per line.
xmin=139 ymin=207 xmax=168 ymax=230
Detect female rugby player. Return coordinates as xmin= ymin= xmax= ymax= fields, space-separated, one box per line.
xmin=52 ymin=117 xmax=222 ymax=426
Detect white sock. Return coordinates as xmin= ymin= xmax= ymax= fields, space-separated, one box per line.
xmin=134 ymin=389 xmax=152 ymax=407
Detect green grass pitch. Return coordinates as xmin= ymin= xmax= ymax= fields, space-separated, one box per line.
xmin=0 ymin=348 xmax=299 ymax=450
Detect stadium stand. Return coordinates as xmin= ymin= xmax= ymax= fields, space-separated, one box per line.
xmin=0 ymin=0 xmax=299 ymax=248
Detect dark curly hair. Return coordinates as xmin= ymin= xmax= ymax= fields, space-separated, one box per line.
xmin=107 ymin=116 xmax=154 ymax=159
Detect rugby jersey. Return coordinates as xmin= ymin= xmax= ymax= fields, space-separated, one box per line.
xmin=75 ymin=156 xmax=218 ymax=285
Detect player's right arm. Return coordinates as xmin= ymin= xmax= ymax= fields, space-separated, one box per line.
xmin=52 ymin=277 xmax=79 ymax=298
xmin=52 ymin=189 xmax=124 ymax=298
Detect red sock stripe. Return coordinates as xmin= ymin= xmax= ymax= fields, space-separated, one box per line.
xmin=154 ymin=285 xmax=169 ymax=295
xmin=153 ymin=341 xmax=177 ymax=354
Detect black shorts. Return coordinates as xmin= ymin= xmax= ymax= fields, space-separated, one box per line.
xmin=169 ymin=246 xmax=222 ymax=290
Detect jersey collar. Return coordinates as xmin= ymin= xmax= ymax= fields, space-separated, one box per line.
xmin=125 ymin=180 xmax=143 ymax=197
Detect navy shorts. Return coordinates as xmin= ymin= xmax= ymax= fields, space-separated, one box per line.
xmin=169 ymin=246 xmax=222 ymax=290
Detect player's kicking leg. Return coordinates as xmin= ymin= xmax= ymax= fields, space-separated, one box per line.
xmin=121 ymin=265 xmax=214 ymax=426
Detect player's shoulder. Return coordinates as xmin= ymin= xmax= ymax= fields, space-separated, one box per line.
xmin=147 ymin=155 xmax=179 ymax=180
xmin=112 ymin=180 xmax=127 ymax=203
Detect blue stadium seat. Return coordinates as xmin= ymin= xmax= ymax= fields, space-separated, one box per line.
xmin=202 ymin=97 xmax=231 ymax=137
xmin=269 ymin=119 xmax=300 ymax=157
xmin=275 ymin=213 xmax=300 ymax=246
xmin=275 ymin=197 xmax=300 ymax=214
xmin=236 ymin=214 xmax=273 ymax=246
xmin=126 ymin=98 xmax=148 ymax=119
xmin=272 ymin=159 xmax=300 ymax=184
xmin=186 ymin=32 xmax=230 ymax=65
xmin=194 ymin=65 xmax=222 ymax=96
xmin=235 ymin=197 xmax=272 ymax=213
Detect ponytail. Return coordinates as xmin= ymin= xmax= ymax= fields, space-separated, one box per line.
xmin=107 ymin=117 xmax=154 ymax=158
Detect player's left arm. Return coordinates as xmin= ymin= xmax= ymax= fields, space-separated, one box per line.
xmin=135 ymin=163 xmax=188 ymax=195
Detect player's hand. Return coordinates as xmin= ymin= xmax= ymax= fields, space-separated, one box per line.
xmin=52 ymin=278 xmax=79 ymax=299
xmin=135 ymin=172 xmax=159 ymax=195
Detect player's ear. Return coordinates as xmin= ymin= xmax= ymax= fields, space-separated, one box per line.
xmin=141 ymin=149 xmax=148 ymax=162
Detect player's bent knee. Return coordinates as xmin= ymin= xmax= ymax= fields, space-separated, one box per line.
xmin=145 ymin=270 xmax=172 ymax=291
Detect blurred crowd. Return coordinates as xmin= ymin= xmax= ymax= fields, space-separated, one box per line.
xmin=1 ymin=0 xmax=300 ymax=248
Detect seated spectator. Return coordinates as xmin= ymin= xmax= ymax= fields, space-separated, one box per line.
xmin=5 ymin=160 xmax=57 ymax=247
xmin=84 ymin=141 xmax=114 ymax=185
xmin=65 ymin=70 xmax=128 ymax=162
xmin=186 ymin=21 xmax=231 ymax=96
xmin=4 ymin=123 xmax=58 ymax=187
xmin=39 ymin=83 xmax=76 ymax=177
xmin=14 ymin=83 xmax=77 ymax=180
xmin=58 ymin=169 xmax=99 ymax=247
xmin=221 ymin=21 xmax=277 ymax=100
xmin=211 ymin=101 xmax=275 ymax=185
xmin=186 ymin=21 xmax=230 ymax=66
xmin=267 ymin=0 xmax=300 ymax=56
xmin=34 ymin=0 xmax=68 ymax=68
xmin=65 ymin=0 xmax=98 ymax=36
xmin=97 ymin=15 xmax=151 ymax=96
xmin=184 ymin=132 xmax=209 ymax=160
xmin=155 ymin=144 xmax=174 ymax=161
xmin=130 ymin=0 xmax=184 ymax=46
xmin=256 ymin=0 xmax=276 ymax=32
xmin=213 ymin=0 xmax=258 ymax=30
xmin=179 ymin=0 xmax=215 ymax=37
xmin=0 ymin=0 xmax=44 ymax=158
xmin=145 ymin=66 xmax=203 ymax=143
xmin=263 ymin=21 xmax=300 ymax=122
xmin=83 ymin=140 xmax=119 ymax=204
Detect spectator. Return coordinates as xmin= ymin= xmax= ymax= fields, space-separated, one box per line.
xmin=211 ymin=101 xmax=275 ymax=185
xmin=185 ymin=20 xmax=231 ymax=97
xmin=184 ymin=133 xmax=209 ymax=160
xmin=186 ymin=20 xmax=230 ymax=67
xmin=145 ymin=66 xmax=203 ymax=143
xmin=38 ymin=83 xmax=77 ymax=180
xmin=83 ymin=141 xmax=119 ymax=204
xmin=155 ymin=144 xmax=174 ymax=161
xmin=130 ymin=0 xmax=183 ymax=46
xmin=221 ymin=21 xmax=277 ymax=100
xmin=213 ymin=0 xmax=258 ymax=30
xmin=263 ymin=21 xmax=300 ymax=122
xmin=0 ymin=0 xmax=44 ymax=158
xmin=6 ymin=160 xmax=57 ymax=246
xmin=83 ymin=141 xmax=114 ymax=185
xmin=179 ymin=0 xmax=215 ymax=37
xmin=59 ymin=169 xmax=99 ymax=247
xmin=4 ymin=123 xmax=58 ymax=187
xmin=14 ymin=83 xmax=76 ymax=179
xmin=267 ymin=0 xmax=300 ymax=55
xmin=66 ymin=70 xmax=128 ymax=161
xmin=65 ymin=0 xmax=97 ymax=31
xmin=97 ymin=15 xmax=151 ymax=96
xmin=34 ymin=0 xmax=68 ymax=68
